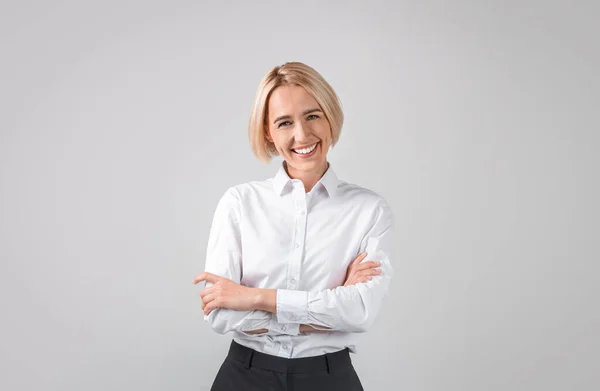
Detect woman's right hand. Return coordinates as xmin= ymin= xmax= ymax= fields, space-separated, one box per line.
xmin=343 ymin=252 xmax=381 ymax=286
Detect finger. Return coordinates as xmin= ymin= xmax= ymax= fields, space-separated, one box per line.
xmin=358 ymin=276 xmax=373 ymax=283
xmin=202 ymin=293 xmax=216 ymax=307
xmin=352 ymin=252 xmax=368 ymax=265
xmin=347 ymin=254 xmax=368 ymax=272
xmin=193 ymin=272 xmax=219 ymax=284
xmin=193 ymin=272 xmax=221 ymax=285
xmin=201 ymin=293 xmax=213 ymax=310
xmin=199 ymin=286 xmax=215 ymax=298
xmin=202 ymin=294 xmax=217 ymax=312
xmin=204 ymin=299 xmax=222 ymax=316
xmin=359 ymin=268 xmax=381 ymax=276
xmin=354 ymin=261 xmax=381 ymax=271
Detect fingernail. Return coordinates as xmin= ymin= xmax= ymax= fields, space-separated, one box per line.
xmin=376 ymin=261 xmax=381 ymax=265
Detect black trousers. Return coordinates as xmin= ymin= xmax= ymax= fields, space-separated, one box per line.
xmin=210 ymin=340 xmax=364 ymax=391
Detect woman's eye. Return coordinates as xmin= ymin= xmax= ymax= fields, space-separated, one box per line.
xmin=277 ymin=121 xmax=292 ymax=128
xmin=307 ymin=114 xmax=319 ymax=120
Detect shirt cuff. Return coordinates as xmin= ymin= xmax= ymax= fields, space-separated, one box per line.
xmin=268 ymin=317 xmax=300 ymax=336
xmin=240 ymin=317 xmax=271 ymax=333
xmin=276 ymin=289 xmax=309 ymax=324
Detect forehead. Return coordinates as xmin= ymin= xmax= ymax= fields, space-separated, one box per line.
xmin=268 ymin=84 xmax=319 ymax=118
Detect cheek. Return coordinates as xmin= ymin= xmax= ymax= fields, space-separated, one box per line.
xmin=271 ymin=134 xmax=291 ymax=153
xmin=315 ymin=123 xmax=332 ymax=143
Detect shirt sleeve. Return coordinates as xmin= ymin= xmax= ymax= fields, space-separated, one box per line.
xmin=275 ymin=199 xmax=395 ymax=333
xmin=203 ymin=187 xmax=299 ymax=337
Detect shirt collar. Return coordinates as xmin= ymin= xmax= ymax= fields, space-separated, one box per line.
xmin=272 ymin=160 xmax=340 ymax=197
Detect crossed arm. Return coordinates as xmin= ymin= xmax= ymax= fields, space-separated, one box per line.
xmin=192 ymin=251 xmax=381 ymax=335
xmin=193 ymin=187 xmax=395 ymax=336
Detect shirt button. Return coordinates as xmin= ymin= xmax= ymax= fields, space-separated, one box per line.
xmin=281 ymin=325 xmax=287 ymax=331
xmin=290 ymin=278 xmax=296 ymax=284
xmin=295 ymin=243 xmax=299 ymax=248
xmin=282 ymin=344 xmax=288 ymax=350
xmin=300 ymin=210 xmax=306 ymax=215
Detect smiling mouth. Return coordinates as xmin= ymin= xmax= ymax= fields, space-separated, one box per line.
xmin=291 ymin=142 xmax=319 ymax=155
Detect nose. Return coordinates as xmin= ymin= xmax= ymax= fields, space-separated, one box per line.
xmin=293 ymin=122 xmax=310 ymax=143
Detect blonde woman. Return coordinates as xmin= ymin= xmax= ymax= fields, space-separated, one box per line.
xmin=193 ymin=62 xmax=395 ymax=391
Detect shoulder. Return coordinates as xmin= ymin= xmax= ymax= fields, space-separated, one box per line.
xmin=221 ymin=177 xmax=274 ymax=204
xmin=213 ymin=178 xmax=273 ymax=221
xmin=337 ymin=181 xmax=392 ymax=212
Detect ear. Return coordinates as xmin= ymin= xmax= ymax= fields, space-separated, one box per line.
xmin=265 ymin=129 xmax=273 ymax=143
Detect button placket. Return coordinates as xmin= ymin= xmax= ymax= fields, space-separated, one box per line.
xmin=289 ymin=185 xmax=307 ymax=291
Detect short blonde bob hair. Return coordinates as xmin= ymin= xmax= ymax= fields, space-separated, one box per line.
xmin=248 ymin=62 xmax=344 ymax=163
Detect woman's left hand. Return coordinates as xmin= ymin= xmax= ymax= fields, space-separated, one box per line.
xmin=193 ymin=272 xmax=258 ymax=316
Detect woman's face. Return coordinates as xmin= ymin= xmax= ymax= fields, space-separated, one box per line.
xmin=266 ymin=84 xmax=331 ymax=175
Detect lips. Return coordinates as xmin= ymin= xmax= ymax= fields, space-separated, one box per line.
xmin=291 ymin=142 xmax=319 ymax=157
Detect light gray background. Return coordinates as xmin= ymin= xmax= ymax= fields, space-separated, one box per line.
xmin=1 ymin=1 xmax=598 ymax=390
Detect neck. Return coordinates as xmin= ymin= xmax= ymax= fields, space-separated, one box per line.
xmin=284 ymin=161 xmax=329 ymax=193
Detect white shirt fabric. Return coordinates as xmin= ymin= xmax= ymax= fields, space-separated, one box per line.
xmin=203 ymin=160 xmax=395 ymax=358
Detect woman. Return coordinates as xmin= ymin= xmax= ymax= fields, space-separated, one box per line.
xmin=193 ymin=62 xmax=395 ymax=390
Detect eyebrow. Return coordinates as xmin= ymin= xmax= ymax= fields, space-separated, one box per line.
xmin=273 ymin=108 xmax=323 ymax=124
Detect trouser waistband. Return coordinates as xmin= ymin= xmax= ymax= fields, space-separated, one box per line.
xmin=226 ymin=340 xmax=352 ymax=374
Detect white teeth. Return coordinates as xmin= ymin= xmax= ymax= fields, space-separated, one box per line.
xmin=293 ymin=143 xmax=317 ymax=155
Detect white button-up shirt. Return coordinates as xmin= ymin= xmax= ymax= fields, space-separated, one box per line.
xmin=203 ymin=161 xmax=395 ymax=358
